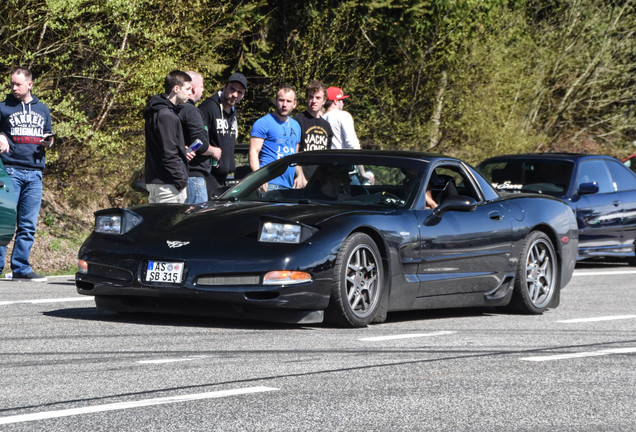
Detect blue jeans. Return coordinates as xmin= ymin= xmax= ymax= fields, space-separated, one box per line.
xmin=0 ymin=167 xmax=43 ymax=275
xmin=186 ymin=177 xmax=208 ymax=204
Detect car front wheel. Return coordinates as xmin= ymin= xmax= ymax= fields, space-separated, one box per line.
xmin=511 ymin=231 xmax=558 ymax=314
xmin=325 ymin=233 xmax=383 ymax=327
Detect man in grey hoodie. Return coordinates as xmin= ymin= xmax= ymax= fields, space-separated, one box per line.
xmin=0 ymin=67 xmax=54 ymax=282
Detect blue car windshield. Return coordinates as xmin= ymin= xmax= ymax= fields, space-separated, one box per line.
xmin=479 ymin=159 xmax=574 ymax=196
xmin=221 ymin=160 xmax=424 ymax=209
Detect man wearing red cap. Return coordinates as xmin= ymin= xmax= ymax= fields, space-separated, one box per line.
xmin=323 ymin=87 xmax=374 ymax=184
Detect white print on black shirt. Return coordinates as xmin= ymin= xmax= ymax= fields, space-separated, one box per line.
xmin=216 ymin=117 xmax=238 ymax=138
xmin=8 ymin=110 xmax=46 ymax=144
xmin=303 ymin=125 xmax=329 ymax=151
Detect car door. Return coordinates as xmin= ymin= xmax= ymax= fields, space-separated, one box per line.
xmin=0 ymin=159 xmax=17 ymax=245
xmin=416 ymin=163 xmax=513 ymax=297
xmin=605 ymin=159 xmax=636 ymax=253
xmin=571 ymin=159 xmax=623 ymax=255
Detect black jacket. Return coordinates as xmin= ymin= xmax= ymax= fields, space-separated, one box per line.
xmin=143 ymin=94 xmax=188 ymax=190
xmin=198 ymin=91 xmax=239 ymax=177
xmin=179 ymin=99 xmax=211 ymax=178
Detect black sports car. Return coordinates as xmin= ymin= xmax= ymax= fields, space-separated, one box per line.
xmin=478 ymin=153 xmax=636 ymax=264
xmin=76 ymin=150 xmax=578 ymax=327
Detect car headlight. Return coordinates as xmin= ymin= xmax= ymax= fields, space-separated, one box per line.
xmin=95 ymin=215 xmax=121 ymax=234
xmin=94 ymin=209 xmax=142 ymax=235
xmin=258 ymin=219 xmax=318 ymax=244
xmin=259 ymin=222 xmax=301 ymax=243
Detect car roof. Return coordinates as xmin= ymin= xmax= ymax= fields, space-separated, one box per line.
xmin=480 ymin=153 xmax=618 ymax=163
xmin=235 ymin=147 xmax=462 ymax=164
xmin=293 ymin=149 xmax=448 ymax=161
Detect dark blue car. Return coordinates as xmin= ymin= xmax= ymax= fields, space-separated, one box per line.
xmin=478 ymin=153 xmax=636 ymax=264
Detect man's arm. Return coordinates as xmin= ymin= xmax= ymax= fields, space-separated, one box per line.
xmin=293 ymin=144 xmax=307 ymax=188
xmin=0 ymin=133 xmax=9 ymax=153
xmin=249 ymin=137 xmax=264 ymax=172
xmin=249 ymin=136 xmax=267 ymax=193
xmin=197 ymin=100 xmax=222 ymax=160
xmin=180 ymin=104 xmax=214 ymax=161
xmin=40 ymin=133 xmax=54 ymax=148
xmin=340 ymin=112 xmax=360 ymax=150
xmin=339 ymin=113 xmax=373 ymax=183
xmin=157 ymin=113 xmax=188 ymax=190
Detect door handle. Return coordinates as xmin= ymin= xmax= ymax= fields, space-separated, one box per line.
xmin=613 ymin=200 xmax=620 ymax=207
xmin=489 ymin=211 xmax=503 ymax=221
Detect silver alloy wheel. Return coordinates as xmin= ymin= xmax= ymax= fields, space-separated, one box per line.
xmin=524 ymin=236 xmax=556 ymax=309
xmin=344 ymin=244 xmax=380 ymax=318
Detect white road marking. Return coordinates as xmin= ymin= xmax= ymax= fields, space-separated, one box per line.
xmin=521 ymin=347 xmax=636 ymax=362
xmin=0 ymin=386 xmax=278 ymax=425
xmin=0 ymin=297 xmax=92 ymax=306
xmin=359 ymin=331 xmax=455 ymax=342
xmin=558 ymin=315 xmax=636 ymax=323
xmin=572 ymin=269 xmax=636 ymax=276
xmin=137 ymin=356 xmax=211 ymax=365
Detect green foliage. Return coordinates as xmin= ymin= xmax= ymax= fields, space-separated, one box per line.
xmin=0 ymin=0 xmax=634 ymax=210
xmin=42 ymin=213 xmax=55 ymax=227
xmin=1 ymin=0 xmax=259 ymax=203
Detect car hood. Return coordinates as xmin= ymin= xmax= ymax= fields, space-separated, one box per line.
xmin=127 ymin=200 xmax=381 ymax=240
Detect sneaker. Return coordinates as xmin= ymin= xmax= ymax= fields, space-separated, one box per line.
xmin=12 ymin=271 xmax=48 ymax=282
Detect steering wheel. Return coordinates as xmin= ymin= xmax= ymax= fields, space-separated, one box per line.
xmin=375 ymin=191 xmax=404 ymax=206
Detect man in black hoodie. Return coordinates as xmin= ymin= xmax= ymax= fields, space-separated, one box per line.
xmin=143 ymin=70 xmax=192 ymax=203
xmin=198 ymin=73 xmax=247 ymax=196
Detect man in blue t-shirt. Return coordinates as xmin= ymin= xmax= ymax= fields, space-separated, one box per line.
xmin=249 ymin=85 xmax=304 ymax=190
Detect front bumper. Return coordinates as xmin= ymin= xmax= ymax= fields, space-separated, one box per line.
xmin=75 ymin=259 xmax=333 ymax=312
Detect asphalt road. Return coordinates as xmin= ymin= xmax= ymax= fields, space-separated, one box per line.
xmin=1 ymin=262 xmax=634 ymax=431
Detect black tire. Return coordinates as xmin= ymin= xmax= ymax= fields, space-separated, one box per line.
xmin=325 ymin=233 xmax=384 ymax=327
xmin=511 ymin=231 xmax=558 ymax=314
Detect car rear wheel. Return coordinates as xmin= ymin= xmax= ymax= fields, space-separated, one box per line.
xmin=511 ymin=231 xmax=558 ymax=314
xmin=325 ymin=233 xmax=383 ymax=327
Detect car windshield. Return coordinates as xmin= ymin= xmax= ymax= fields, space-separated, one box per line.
xmin=220 ymin=157 xmax=425 ymax=209
xmin=479 ymin=158 xmax=574 ymax=196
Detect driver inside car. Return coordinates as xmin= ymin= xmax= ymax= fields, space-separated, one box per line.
xmin=314 ymin=164 xmax=352 ymax=200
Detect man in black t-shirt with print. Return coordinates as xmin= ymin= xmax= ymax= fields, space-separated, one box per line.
xmin=293 ymin=80 xmax=333 ymax=153
xmin=198 ymin=73 xmax=247 ymax=197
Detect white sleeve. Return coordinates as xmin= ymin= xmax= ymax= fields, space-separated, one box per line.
xmin=340 ymin=112 xmax=360 ymax=149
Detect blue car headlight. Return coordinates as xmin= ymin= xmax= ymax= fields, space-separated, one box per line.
xmin=258 ymin=219 xmax=318 ymax=244
xmin=94 ymin=209 xmax=142 ymax=235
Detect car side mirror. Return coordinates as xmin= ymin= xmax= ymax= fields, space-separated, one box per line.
xmin=425 ymin=195 xmax=477 ymax=226
xmin=212 ymin=185 xmax=231 ymax=198
xmin=578 ymin=182 xmax=599 ymax=195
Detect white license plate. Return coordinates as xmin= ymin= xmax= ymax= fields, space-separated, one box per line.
xmin=145 ymin=261 xmax=184 ymax=284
